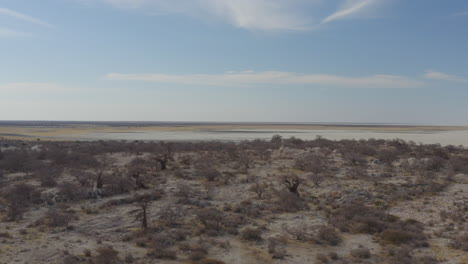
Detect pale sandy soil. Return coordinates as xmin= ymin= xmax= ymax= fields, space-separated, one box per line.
xmin=0 ymin=144 xmax=467 ymax=264
xmin=1 ymin=123 xmax=467 ymax=141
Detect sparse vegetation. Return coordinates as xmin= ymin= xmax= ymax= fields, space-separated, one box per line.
xmin=0 ymin=137 xmax=465 ymax=263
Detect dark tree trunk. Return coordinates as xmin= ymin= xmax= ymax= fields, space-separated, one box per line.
xmin=284 ymin=178 xmax=301 ymax=196
xmin=155 ymin=155 xmax=168 ymax=170
xmin=132 ymin=172 xmax=145 ymax=189
xmin=141 ymin=204 xmax=148 ymax=229
xmin=96 ymin=171 xmax=104 ymax=189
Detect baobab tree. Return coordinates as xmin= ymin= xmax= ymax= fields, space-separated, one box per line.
xmin=134 ymin=194 xmax=151 ymax=229
xmin=131 ymin=191 xmax=164 ymax=229
xmin=153 ymin=142 xmax=173 ymax=170
xmin=237 ymin=152 xmax=253 ymax=173
xmin=282 ymin=174 xmax=301 ymax=196
xmin=92 ymin=155 xmax=116 ymax=189
xmin=128 ymin=157 xmax=150 ymax=189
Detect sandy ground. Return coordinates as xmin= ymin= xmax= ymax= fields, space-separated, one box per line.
xmin=1 ymin=144 xmax=467 ymax=264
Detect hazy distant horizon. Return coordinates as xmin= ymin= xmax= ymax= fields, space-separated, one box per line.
xmin=0 ymin=120 xmax=467 ymax=127
xmin=2 ymin=120 xmax=468 ymax=145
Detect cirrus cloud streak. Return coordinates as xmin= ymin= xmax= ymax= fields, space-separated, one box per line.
xmin=104 ymin=71 xmax=423 ymax=89
xmin=0 ymin=7 xmax=54 ymax=28
xmin=0 ymin=27 xmax=31 ymax=37
xmin=322 ymin=0 xmax=381 ymax=24
xmin=85 ymin=0 xmax=386 ymax=31
xmin=424 ymin=71 xmax=468 ymax=84
xmin=92 ymin=0 xmax=315 ymax=31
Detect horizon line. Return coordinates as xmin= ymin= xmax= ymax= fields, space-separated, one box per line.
xmin=0 ymin=120 xmax=466 ymax=127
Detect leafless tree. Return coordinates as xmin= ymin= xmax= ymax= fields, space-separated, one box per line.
xmin=106 ymin=169 xmax=134 ymax=194
xmin=283 ymin=222 xmax=312 ymax=241
xmin=45 ymin=208 xmax=74 ymax=227
xmin=93 ymin=155 xmax=116 ymax=189
xmin=249 ymin=181 xmax=267 ymax=199
xmin=58 ymin=181 xmax=82 ymax=201
xmin=36 ymin=167 xmax=63 ymax=187
xmin=71 ymin=169 xmax=94 ymax=187
xmin=308 ymin=173 xmax=325 ymax=187
xmin=4 ymin=183 xmax=40 ymax=221
xmin=347 ymin=166 xmax=368 ymax=180
xmin=237 ymin=152 xmax=252 ymax=173
xmin=259 ymin=150 xmax=272 ymax=163
xmin=128 ymin=158 xmax=150 ymax=189
xmin=134 ymin=194 xmax=152 ymax=229
xmin=158 ymin=205 xmax=182 ymax=227
xmin=271 ymin=134 xmax=283 ymax=149
xmin=175 ymin=183 xmax=195 ymax=204
xmin=294 ymin=153 xmax=327 ymax=174
xmin=0 ymin=150 xmax=33 ymax=173
xmin=377 ymin=149 xmax=399 ymax=165
xmin=282 ymin=174 xmax=301 ymax=196
xmin=197 ymin=208 xmax=224 ymax=231
xmin=194 ymin=158 xmax=221 ymax=181
xmin=343 ymin=151 xmax=366 ymax=166
xmin=153 ymin=142 xmax=173 ymax=170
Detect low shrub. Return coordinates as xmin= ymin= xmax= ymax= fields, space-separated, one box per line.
xmin=380 ymin=229 xmax=425 ymax=246
xmin=188 ymin=247 xmax=208 ymax=261
xmin=147 ymin=248 xmax=177 ymax=260
xmin=451 ymin=233 xmax=468 ymax=252
xmin=328 ymin=252 xmax=339 ymax=260
xmin=329 ymin=202 xmax=427 ymax=247
xmin=45 ymin=208 xmax=74 ymax=227
xmin=275 ymin=190 xmax=305 ymax=212
xmin=385 ymin=247 xmax=439 ymax=264
xmin=267 ymin=237 xmax=287 ymax=259
xmin=350 ymin=248 xmax=371 ymax=259
xmin=0 ymin=232 xmax=12 ymax=238
xmin=124 ymin=253 xmax=134 ymax=263
xmin=240 ymin=227 xmax=263 ymax=242
xmin=316 ymin=253 xmax=329 ymax=263
xmin=94 ymin=247 xmax=120 ymax=264
xmin=317 ymin=226 xmax=342 ymax=246
xmin=195 ymin=259 xmax=226 ymax=264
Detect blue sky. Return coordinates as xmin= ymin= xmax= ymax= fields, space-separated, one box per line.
xmin=1 ymin=0 xmax=468 ymax=124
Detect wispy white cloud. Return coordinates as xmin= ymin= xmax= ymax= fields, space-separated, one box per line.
xmin=322 ymin=0 xmax=381 ymax=24
xmin=0 ymin=7 xmax=54 ymax=28
xmin=0 ymin=27 xmax=31 ymax=37
xmin=84 ymin=0 xmax=390 ymax=30
xmin=424 ymin=71 xmax=468 ymax=83
xmin=453 ymin=11 xmax=468 ymax=17
xmin=200 ymin=0 xmax=313 ymax=31
xmin=86 ymin=0 xmax=316 ymax=31
xmin=0 ymin=83 xmax=75 ymax=92
xmin=104 ymin=71 xmax=423 ymax=88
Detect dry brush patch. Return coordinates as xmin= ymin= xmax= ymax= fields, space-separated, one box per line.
xmin=0 ymin=137 xmax=466 ymax=263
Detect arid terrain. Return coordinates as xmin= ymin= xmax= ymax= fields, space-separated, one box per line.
xmin=0 ymin=136 xmax=467 ymax=264
xmin=1 ymin=121 xmax=468 ymax=145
